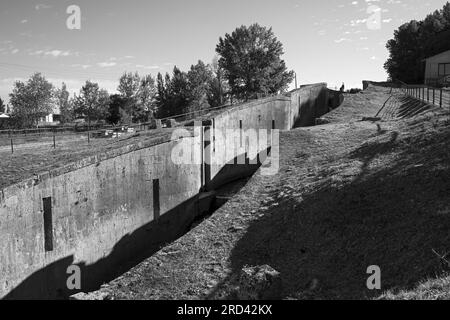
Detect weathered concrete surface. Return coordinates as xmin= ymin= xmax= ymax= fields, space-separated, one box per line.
xmin=207 ymin=83 xmax=334 ymax=189
xmin=0 ymin=131 xmax=203 ymax=299
xmin=289 ymin=84 xmax=330 ymax=127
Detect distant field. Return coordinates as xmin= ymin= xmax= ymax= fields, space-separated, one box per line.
xmin=0 ymin=132 xmax=89 ymax=149
xmin=0 ymin=129 xmax=175 ymax=189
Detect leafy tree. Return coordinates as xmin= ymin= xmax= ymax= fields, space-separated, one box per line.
xmin=136 ymin=74 xmax=157 ymax=121
xmin=118 ymin=72 xmax=140 ymax=99
xmin=216 ymin=23 xmax=294 ymax=101
xmin=155 ymin=72 xmax=167 ymax=118
xmin=0 ymin=97 xmax=5 ymax=113
xmin=73 ymin=81 xmax=110 ymax=122
xmin=108 ymin=94 xmax=127 ymax=124
xmin=168 ymin=66 xmax=190 ymax=115
xmin=117 ymin=72 xmax=156 ymax=123
xmin=187 ymin=60 xmax=214 ymax=113
xmin=9 ymin=73 xmax=54 ymax=127
xmin=54 ymin=83 xmax=73 ymax=123
xmin=117 ymin=72 xmax=140 ymax=123
xmin=208 ymin=55 xmax=229 ymax=107
xmin=156 ymin=67 xmax=190 ymax=118
xmin=385 ymin=2 xmax=450 ymax=83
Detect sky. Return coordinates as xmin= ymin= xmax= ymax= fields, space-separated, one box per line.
xmin=0 ymin=0 xmax=448 ymax=105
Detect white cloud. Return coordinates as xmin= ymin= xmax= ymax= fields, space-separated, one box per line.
xmin=70 ymin=64 xmax=92 ymax=70
xmin=97 ymin=62 xmax=117 ymax=68
xmin=46 ymin=50 xmax=68 ymax=57
xmin=334 ymin=38 xmax=351 ymax=43
xmin=30 ymin=49 xmax=76 ymax=58
xmin=136 ymin=64 xmax=160 ymax=70
xmin=35 ymin=4 xmax=52 ymax=11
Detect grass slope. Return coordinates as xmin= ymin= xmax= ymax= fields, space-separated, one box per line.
xmin=81 ymin=87 xmax=450 ymax=300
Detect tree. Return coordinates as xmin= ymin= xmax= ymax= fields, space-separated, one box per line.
xmin=73 ymin=81 xmax=110 ymax=122
xmin=168 ymin=67 xmax=190 ymax=116
xmin=216 ymin=23 xmax=294 ymax=101
xmin=155 ymin=72 xmax=167 ymax=118
xmin=9 ymin=73 xmax=54 ymax=127
xmin=385 ymin=2 xmax=450 ymax=83
xmin=0 ymin=97 xmax=5 ymax=113
xmin=107 ymin=94 xmax=127 ymax=124
xmin=117 ymin=72 xmax=140 ymax=123
xmin=208 ymin=55 xmax=229 ymax=107
xmin=118 ymin=72 xmax=141 ymax=99
xmin=156 ymin=67 xmax=190 ymax=118
xmin=117 ymin=72 xmax=156 ymax=123
xmin=187 ymin=60 xmax=214 ymax=113
xmin=136 ymin=74 xmax=157 ymax=122
xmin=54 ymin=83 xmax=73 ymax=123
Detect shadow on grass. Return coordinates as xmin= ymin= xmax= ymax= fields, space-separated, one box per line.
xmin=207 ymin=127 xmax=450 ymax=300
xmin=397 ymin=96 xmax=434 ymax=119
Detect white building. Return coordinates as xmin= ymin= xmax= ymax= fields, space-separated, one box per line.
xmin=424 ymin=50 xmax=450 ymax=87
xmin=38 ymin=113 xmax=61 ymax=126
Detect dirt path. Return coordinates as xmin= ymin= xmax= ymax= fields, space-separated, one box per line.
xmin=76 ymin=86 xmax=450 ymax=300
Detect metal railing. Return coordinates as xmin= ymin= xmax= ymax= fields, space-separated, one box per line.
xmin=0 ymin=103 xmax=237 ymax=154
xmin=399 ymin=85 xmax=450 ymax=110
xmin=0 ymin=122 xmax=157 ymax=154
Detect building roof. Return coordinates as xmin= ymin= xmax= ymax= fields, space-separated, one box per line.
xmin=425 ymin=49 xmax=450 ymax=61
xmin=0 ymin=113 xmax=9 ymax=118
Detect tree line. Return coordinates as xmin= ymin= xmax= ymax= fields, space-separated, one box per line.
xmin=385 ymin=2 xmax=450 ymax=84
xmin=3 ymin=23 xmax=294 ymax=129
xmin=0 ymin=97 xmax=6 ymax=114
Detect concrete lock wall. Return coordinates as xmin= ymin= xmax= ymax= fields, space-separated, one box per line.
xmin=206 ymin=83 xmax=330 ymax=190
xmin=0 ymin=83 xmax=332 ymax=299
xmin=289 ymin=83 xmax=330 ymax=127
xmin=0 ymin=133 xmax=203 ymax=299
xmin=206 ymin=95 xmax=291 ymax=190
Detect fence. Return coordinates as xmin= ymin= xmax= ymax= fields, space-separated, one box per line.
xmin=0 ymin=89 xmax=310 ymax=155
xmin=399 ymin=85 xmax=450 ymax=111
xmin=0 ymin=122 xmax=157 ymax=154
xmin=0 ymin=103 xmax=236 ymax=154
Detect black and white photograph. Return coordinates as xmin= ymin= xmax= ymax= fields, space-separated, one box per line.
xmin=0 ymin=0 xmax=449 ymax=307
